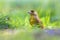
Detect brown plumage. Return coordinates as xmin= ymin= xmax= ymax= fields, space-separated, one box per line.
xmin=28 ymin=10 xmax=44 ymax=29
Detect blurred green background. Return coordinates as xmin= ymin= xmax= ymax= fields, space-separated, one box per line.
xmin=0 ymin=0 xmax=60 ymax=40
xmin=0 ymin=0 xmax=60 ymax=29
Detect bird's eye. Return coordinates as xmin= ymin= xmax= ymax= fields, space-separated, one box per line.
xmin=31 ymin=10 xmax=34 ymax=13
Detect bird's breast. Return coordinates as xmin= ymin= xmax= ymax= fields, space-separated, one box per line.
xmin=30 ymin=16 xmax=38 ymax=25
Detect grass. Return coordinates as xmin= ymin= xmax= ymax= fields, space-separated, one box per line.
xmin=0 ymin=0 xmax=60 ymax=40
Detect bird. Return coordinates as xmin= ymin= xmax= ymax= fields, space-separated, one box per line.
xmin=28 ymin=10 xmax=44 ymax=29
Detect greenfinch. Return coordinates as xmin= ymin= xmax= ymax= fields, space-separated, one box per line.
xmin=28 ymin=10 xmax=44 ymax=29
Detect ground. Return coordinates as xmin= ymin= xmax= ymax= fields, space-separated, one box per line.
xmin=0 ymin=29 xmax=60 ymax=40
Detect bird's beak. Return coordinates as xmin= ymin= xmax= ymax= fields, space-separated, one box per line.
xmin=28 ymin=11 xmax=30 ymax=13
xmin=28 ymin=11 xmax=31 ymax=14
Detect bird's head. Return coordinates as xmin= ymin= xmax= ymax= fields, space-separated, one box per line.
xmin=28 ymin=10 xmax=38 ymax=16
